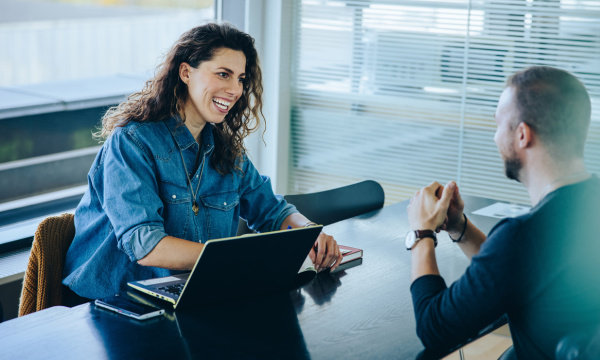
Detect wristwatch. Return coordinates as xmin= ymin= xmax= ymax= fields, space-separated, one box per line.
xmin=405 ymin=230 xmax=437 ymax=250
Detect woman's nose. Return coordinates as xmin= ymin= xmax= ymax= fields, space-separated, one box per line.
xmin=226 ymin=79 xmax=243 ymax=98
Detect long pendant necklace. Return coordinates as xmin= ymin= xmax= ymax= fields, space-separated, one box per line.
xmin=178 ymin=147 xmax=205 ymax=215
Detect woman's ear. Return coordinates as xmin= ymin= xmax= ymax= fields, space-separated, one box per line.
xmin=179 ymin=62 xmax=191 ymax=84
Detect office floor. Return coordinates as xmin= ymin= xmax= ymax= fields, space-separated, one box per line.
xmin=443 ymin=325 xmax=513 ymax=360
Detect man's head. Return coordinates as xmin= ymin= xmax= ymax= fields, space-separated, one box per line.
xmin=494 ymin=66 xmax=591 ymax=180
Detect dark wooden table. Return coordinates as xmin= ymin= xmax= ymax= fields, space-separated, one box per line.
xmin=0 ymin=195 xmax=501 ymax=359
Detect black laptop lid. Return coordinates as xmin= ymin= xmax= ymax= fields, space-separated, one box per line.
xmin=175 ymin=225 xmax=322 ymax=311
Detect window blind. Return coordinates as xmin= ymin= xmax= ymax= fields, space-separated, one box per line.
xmin=288 ymin=0 xmax=600 ymax=206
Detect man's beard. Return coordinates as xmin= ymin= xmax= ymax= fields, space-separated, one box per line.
xmin=504 ymin=152 xmax=522 ymax=182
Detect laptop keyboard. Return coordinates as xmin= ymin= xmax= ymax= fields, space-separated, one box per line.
xmin=159 ymin=283 xmax=184 ymax=296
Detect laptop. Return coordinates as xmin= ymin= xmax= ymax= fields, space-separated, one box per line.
xmin=128 ymin=225 xmax=323 ymax=311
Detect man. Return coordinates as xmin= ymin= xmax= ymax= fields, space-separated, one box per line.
xmin=406 ymin=66 xmax=600 ymax=359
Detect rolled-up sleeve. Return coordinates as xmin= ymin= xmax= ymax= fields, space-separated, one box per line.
xmin=102 ymin=129 xmax=168 ymax=262
xmin=270 ymin=192 xmax=298 ymax=231
xmin=238 ymin=157 xmax=298 ymax=232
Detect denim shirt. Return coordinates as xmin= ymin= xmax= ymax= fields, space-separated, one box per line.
xmin=62 ymin=117 xmax=297 ymax=299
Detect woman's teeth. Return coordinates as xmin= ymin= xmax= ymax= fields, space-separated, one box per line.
xmin=213 ymin=98 xmax=230 ymax=110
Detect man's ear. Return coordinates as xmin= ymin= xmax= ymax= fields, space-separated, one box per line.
xmin=179 ymin=62 xmax=191 ymax=84
xmin=515 ymin=121 xmax=534 ymax=149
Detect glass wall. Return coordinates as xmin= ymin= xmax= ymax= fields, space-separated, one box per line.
xmin=289 ymin=0 xmax=600 ymax=205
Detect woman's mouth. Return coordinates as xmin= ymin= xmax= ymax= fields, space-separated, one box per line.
xmin=212 ymin=98 xmax=231 ymax=112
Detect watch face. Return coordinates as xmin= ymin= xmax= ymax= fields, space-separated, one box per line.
xmin=405 ymin=231 xmax=416 ymax=250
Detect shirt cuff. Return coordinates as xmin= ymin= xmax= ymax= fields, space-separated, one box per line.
xmin=271 ymin=201 xmax=298 ymax=232
xmin=121 ymin=225 xmax=168 ymax=262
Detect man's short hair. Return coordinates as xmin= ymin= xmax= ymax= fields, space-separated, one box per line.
xmin=507 ymin=66 xmax=591 ymax=159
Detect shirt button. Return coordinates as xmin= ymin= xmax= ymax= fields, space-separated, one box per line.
xmin=172 ymin=195 xmax=176 ymax=199
xmin=223 ymin=202 xmax=227 ymax=206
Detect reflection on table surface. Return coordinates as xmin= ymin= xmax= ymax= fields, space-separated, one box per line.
xmin=0 ymin=196 xmax=500 ymax=360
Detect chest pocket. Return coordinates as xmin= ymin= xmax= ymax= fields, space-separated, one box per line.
xmin=158 ymin=180 xmax=191 ymax=239
xmin=159 ymin=180 xmax=191 ymax=204
xmin=201 ymin=191 xmax=240 ymax=238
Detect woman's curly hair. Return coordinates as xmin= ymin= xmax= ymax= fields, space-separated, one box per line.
xmin=96 ymin=22 xmax=263 ymax=175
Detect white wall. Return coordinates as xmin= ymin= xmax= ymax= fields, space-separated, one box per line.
xmin=242 ymin=0 xmax=293 ymax=194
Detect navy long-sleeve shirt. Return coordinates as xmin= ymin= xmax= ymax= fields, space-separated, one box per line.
xmin=411 ymin=176 xmax=600 ymax=359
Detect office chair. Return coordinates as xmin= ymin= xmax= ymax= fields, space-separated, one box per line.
xmin=497 ymin=345 xmax=516 ymax=360
xmin=556 ymin=326 xmax=600 ymax=360
xmin=283 ymin=180 xmax=385 ymax=226
xmin=19 ymin=213 xmax=75 ymax=316
xmin=236 ymin=180 xmax=385 ymax=235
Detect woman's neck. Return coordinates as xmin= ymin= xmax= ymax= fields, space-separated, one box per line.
xmin=183 ymin=118 xmax=205 ymax=143
xmin=182 ymin=102 xmax=206 ymax=142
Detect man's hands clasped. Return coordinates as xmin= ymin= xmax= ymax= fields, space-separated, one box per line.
xmin=408 ymin=181 xmax=466 ymax=236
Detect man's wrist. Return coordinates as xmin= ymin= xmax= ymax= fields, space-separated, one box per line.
xmin=448 ymin=213 xmax=468 ymax=242
xmin=411 ymin=236 xmax=436 ymax=251
xmin=410 ymin=222 xmax=437 ymax=232
xmin=406 ymin=229 xmax=438 ymax=250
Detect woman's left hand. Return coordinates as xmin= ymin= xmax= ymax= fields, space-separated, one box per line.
xmin=309 ymin=232 xmax=343 ymax=272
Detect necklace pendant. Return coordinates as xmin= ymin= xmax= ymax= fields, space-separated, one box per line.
xmin=192 ymin=201 xmax=199 ymax=216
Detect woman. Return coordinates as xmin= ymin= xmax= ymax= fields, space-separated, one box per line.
xmin=62 ymin=23 xmax=342 ymax=302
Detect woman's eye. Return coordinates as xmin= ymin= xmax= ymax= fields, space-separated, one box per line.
xmin=218 ymin=72 xmax=229 ymax=78
xmin=239 ymin=78 xmax=246 ymax=84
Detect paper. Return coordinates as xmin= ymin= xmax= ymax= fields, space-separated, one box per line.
xmin=472 ymin=202 xmax=531 ymax=218
xmin=298 ymin=255 xmax=315 ymax=273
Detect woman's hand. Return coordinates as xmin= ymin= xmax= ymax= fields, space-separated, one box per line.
xmin=309 ymin=231 xmax=343 ymax=272
xmin=280 ymin=213 xmax=343 ymax=271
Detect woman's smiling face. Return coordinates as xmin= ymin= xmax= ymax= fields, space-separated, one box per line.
xmin=180 ymin=47 xmax=246 ymax=133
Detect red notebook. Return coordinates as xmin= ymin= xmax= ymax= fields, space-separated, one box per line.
xmin=338 ymin=245 xmax=363 ymax=264
xmin=297 ymin=244 xmax=364 ymax=278
xmin=329 ymin=245 xmax=363 ymax=274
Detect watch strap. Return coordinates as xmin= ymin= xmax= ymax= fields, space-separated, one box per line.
xmin=414 ymin=230 xmax=437 ymax=247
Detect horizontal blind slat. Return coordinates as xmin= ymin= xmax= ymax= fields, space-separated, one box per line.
xmin=290 ymin=0 xmax=600 ymax=205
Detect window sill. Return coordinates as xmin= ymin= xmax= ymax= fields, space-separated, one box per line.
xmin=0 ymin=188 xmax=80 ymax=283
xmin=0 ymin=249 xmax=29 ymax=286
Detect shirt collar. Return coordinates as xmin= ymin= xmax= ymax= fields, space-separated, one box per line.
xmin=165 ymin=116 xmax=215 ymax=155
xmin=533 ymin=173 xmax=598 ymax=211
